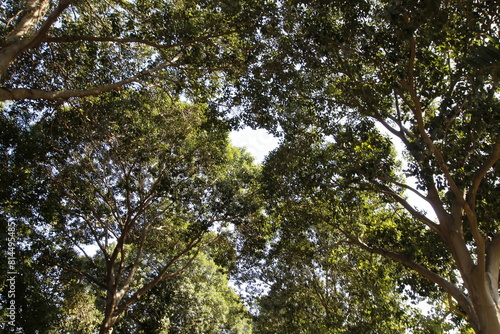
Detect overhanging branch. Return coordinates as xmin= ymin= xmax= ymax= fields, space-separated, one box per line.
xmin=0 ymin=53 xmax=181 ymax=101
xmin=344 ymin=232 xmax=476 ymax=326
xmin=373 ymin=180 xmax=441 ymax=234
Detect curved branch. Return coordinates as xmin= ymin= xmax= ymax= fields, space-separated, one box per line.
xmin=0 ymin=54 xmax=181 ymax=101
xmin=43 ymin=29 xmax=236 ymax=49
xmin=399 ymin=34 xmax=487 ymax=274
xmin=376 ymin=175 xmax=427 ymax=203
xmin=4 ymin=0 xmax=51 ymax=44
xmin=45 ymin=35 xmax=171 ymax=50
xmin=120 ymin=226 xmax=150 ymax=296
xmin=115 ymin=234 xmax=205 ymax=315
xmin=405 ymin=37 xmax=464 ymax=203
xmin=373 ymin=181 xmax=441 ymax=234
xmin=469 ymin=134 xmax=500 ymax=211
xmin=345 ymin=233 xmax=477 ymax=328
xmin=0 ymin=0 xmax=72 ymax=76
xmin=61 ymin=265 xmax=107 ymax=290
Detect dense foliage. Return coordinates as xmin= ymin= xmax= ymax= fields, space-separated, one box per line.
xmin=0 ymin=0 xmax=266 ymax=103
xmin=1 ymin=1 xmax=500 ymax=333
xmin=232 ymin=1 xmax=500 ymax=333
xmin=1 ymin=90 xmax=260 ymax=333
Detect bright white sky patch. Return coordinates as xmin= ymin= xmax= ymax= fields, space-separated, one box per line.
xmin=230 ymin=128 xmax=280 ymax=163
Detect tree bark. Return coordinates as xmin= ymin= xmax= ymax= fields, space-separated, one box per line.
xmin=0 ymin=0 xmax=71 ymax=77
xmin=469 ymin=287 xmax=500 ymax=334
xmin=100 ymin=303 xmax=119 ymax=334
xmin=4 ymin=0 xmax=50 ymax=44
xmin=100 ymin=277 xmax=119 ymax=334
xmin=466 ymin=261 xmax=500 ymax=334
xmin=0 ymin=55 xmax=180 ymax=101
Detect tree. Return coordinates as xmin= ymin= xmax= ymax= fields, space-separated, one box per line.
xmin=258 ymin=139 xmax=473 ymax=333
xmin=4 ymin=90 xmax=261 ymax=333
xmin=0 ymin=0 xmax=263 ymax=102
xmin=234 ymin=1 xmax=500 ymax=333
xmin=249 ymin=148 xmax=465 ymax=333
xmin=51 ymin=280 xmax=102 ymax=334
xmin=0 ymin=230 xmax=66 ymax=333
xmin=114 ymin=252 xmax=252 ymax=334
xmin=0 ymin=2 xmax=266 ymax=331
xmin=250 ymin=212 xmax=435 ymax=333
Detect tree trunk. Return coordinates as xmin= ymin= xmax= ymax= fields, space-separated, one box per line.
xmin=472 ymin=306 xmax=500 ymax=334
xmin=99 ymin=317 xmax=118 ymax=334
xmin=100 ymin=299 xmax=119 ymax=334
xmin=99 ymin=288 xmax=121 ymax=334
xmin=468 ymin=274 xmax=500 ymax=334
xmin=441 ymin=214 xmax=500 ymax=334
xmin=476 ymin=312 xmax=500 ymax=334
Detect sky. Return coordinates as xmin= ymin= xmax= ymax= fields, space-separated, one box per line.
xmin=229 ymin=127 xmax=280 ymax=163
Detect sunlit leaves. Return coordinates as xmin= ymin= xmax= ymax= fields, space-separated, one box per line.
xmin=1 ymin=88 xmax=263 ymax=332
xmin=115 ymin=253 xmax=252 ymax=334
xmin=1 ymin=0 xmax=266 ymax=105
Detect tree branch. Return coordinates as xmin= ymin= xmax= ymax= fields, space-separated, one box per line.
xmin=61 ymin=265 xmax=107 ymax=290
xmin=399 ymin=34 xmax=487 ymax=274
xmin=4 ymin=0 xmax=51 ymax=44
xmin=376 ymin=175 xmax=427 ymax=203
xmin=0 ymin=53 xmax=181 ymax=101
xmin=119 ymin=225 xmax=150 ymax=297
xmin=115 ymin=234 xmax=205 ymax=315
xmin=486 ymin=236 xmax=500 ymax=305
xmin=43 ymin=29 xmax=236 ymax=50
xmin=0 ymin=0 xmax=72 ymax=76
xmin=373 ymin=181 xmax=441 ymax=234
xmin=468 ymin=134 xmax=500 ymax=211
xmin=345 ymin=233 xmax=475 ymax=325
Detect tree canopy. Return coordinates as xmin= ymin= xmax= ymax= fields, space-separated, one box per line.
xmin=249 ymin=186 xmax=448 ymax=334
xmin=0 ymin=0 xmax=264 ymax=102
xmin=2 ymin=1 xmax=500 ymax=334
xmin=232 ymin=1 xmax=500 ymax=333
xmin=1 ymin=90 xmax=261 ymax=333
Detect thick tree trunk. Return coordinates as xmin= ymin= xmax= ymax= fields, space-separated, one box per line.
xmin=476 ymin=312 xmax=500 ymax=334
xmin=472 ymin=305 xmax=500 ymax=334
xmin=99 ymin=293 xmax=119 ymax=334
xmin=440 ymin=212 xmax=500 ymax=334
xmin=468 ymin=274 xmax=500 ymax=334
xmin=99 ymin=316 xmax=118 ymax=334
